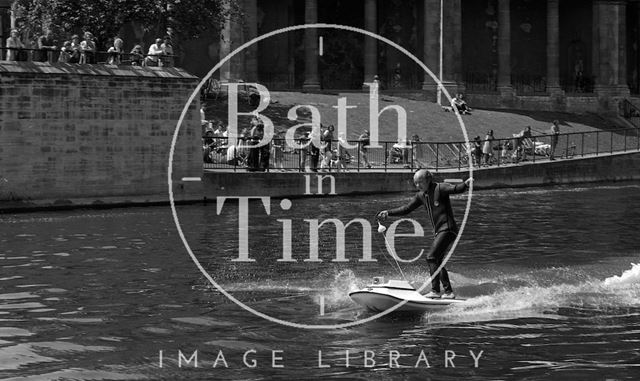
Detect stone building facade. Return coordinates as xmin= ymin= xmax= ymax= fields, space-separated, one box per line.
xmin=221 ymin=0 xmax=640 ymax=112
xmin=2 ymin=0 xmax=639 ymax=112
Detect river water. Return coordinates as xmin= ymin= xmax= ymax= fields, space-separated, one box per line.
xmin=1 ymin=182 xmax=639 ymax=380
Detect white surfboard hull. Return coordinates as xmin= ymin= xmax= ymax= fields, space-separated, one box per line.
xmin=349 ymin=279 xmax=465 ymax=313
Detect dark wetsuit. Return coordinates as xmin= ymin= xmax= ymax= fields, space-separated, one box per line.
xmin=387 ymin=181 xmax=468 ymax=293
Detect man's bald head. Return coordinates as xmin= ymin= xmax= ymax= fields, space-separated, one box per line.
xmin=413 ymin=169 xmax=433 ymax=191
xmin=414 ymin=169 xmax=433 ymax=183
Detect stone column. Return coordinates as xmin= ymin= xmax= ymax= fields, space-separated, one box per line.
xmin=243 ymin=0 xmax=259 ymax=82
xmin=593 ymin=0 xmax=630 ymax=102
xmin=363 ymin=0 xmax=378 ymax=87
xmin=10 ymin=1 xmax=17 ymax=30
xmin=546 ymin=0 xmax=563 ymax=96
xmin=497 ymin=0 xmax=514 ymax=97
xmin=219 ymin=2 xmax=244 ymax=82
xmin=443 ymin=0 xmax=463 ymax=96
xmin=422 ymin=0 xmax=440 ymax=100
xmin=219 ymin=17 xmax=232 ymax=81
xmin=303 ymin=0 xmax=321 ymax=91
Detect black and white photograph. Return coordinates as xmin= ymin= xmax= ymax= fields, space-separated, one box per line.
xmin=1 ymin=0 xmax=639 ymax=379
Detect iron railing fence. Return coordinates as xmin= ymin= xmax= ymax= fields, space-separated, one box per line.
xmin=202 ymin=127 xmax=640 ymax=172
xmin=1 ymin=47 xmax=175 ymax=67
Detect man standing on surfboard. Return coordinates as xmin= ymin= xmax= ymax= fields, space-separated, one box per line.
xmin=377 ymin=170 xmax=472 ymax=299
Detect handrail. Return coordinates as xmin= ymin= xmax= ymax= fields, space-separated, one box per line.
xmin=0 ymin=47 xmax=176 ymax=66
xmin=201 ymin=126 xmax=640 ymax=172
xmin=619 ymin=99 xmax=640 ymax=128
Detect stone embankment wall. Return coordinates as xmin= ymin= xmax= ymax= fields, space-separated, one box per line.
xmin=202 ymin=151 xmax=640 ymax=199
xmin=0 ymin=62 xmax=202 ymax=208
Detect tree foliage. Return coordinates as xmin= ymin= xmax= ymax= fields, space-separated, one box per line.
xmin=13 ymin=0 xmax=241 ymax=43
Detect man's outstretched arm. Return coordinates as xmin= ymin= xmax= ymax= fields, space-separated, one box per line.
xmin=440 ymin=178 xmax=473 ymax=195
xmin=378 ymin=193 xmax=422 ymax=220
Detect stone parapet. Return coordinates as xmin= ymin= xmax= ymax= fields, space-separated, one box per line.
xmin=0 ymin=62 xmax=202 ymax=204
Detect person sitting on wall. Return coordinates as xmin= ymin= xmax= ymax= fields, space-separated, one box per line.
xmin=145 ymin=38 xmax=163 ymax=67
xmin=130 ymin=45 xmax=144 ymax=66
xmin=452 ymin=93 xmax=472 ymax=115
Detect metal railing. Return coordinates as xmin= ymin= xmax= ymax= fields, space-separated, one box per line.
xmin=619 ymin=99 xmax=640 ymax=128
xmin=512 ymin=74 xmax=547 ymax=95
xmin=0 ymin=47 xmax=175 ymax=67
xmin=464 ymin=71 xmax=497 ymax=93
xmin=560 ymin=75 xmax=595 ymax=94
xmin=202 ymin=127 xmax=640 ymax=172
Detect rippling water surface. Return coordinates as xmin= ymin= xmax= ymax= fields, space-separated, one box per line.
xmin=1 ymin=182 xmax=639 ymax=380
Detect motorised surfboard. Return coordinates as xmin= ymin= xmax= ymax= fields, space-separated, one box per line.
xmin=349 ymin=277 xmax=466 ymax=313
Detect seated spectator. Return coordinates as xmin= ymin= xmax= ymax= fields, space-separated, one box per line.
xmin=107 ymin=37 xmax=123 ymax=65
xmin=452 ymin=93 xmax=472 ymax=115
xmin=226 ymin=144 xmax=243 ymax=166
xmin=130 ymin=45 xmax=144 ymax=66
xmin=80 ymin=31 xmax=96 ymax=64
xmin=145 ymin=38 xmax=163 ymax=66
xmin=5 ymin=29 xmax=25 ymax=61
xmin=37 ymin=29 xmax=57 ymax=62
xmin=160 ymin=36 xmax=173 ymax=67
xmin=68 ymin=35 xmax=82 ymax=63
xmin=58 ymin=41 xmax=72 ymax=63
xmin=391 ymin=138 xmax=410 ymax=164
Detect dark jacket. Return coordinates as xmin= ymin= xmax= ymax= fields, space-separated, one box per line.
xmin=388 ymin=181 xmax=468 ymax=234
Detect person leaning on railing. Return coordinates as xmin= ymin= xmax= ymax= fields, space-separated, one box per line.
xmin=145 ymin=38 xmax=163 ymax=67
xmin=5 ymin=29 xmax=25 ymax=61
xmin=80 ymin=31 xmax=96 ymax=64
xmin=68 ymin=35 xmax=82 ymax=63
xmin=58 ymin=41 xmax=72 ymax=63
xmin=160 ymin=36 xmax=174 ymax=67
xmin=36 ymin=29 xmax=57 ymax=62
xmin=107 ymin=38 xmax=124 ymax=65
xmin=129 ymin=45 xmax=145 ymax=66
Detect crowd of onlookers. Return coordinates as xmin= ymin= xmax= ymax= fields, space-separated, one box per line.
xmin=470 ymin=120 xmax=562 ymax=166
xmin=202 ymin=118 xmax=378 ymax=172
xmin=203 ymin=118 xmax=564 ymax=171
xmin=4 ymin=28 xmax=175 ymax=67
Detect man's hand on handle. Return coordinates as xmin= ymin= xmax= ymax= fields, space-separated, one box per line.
xmin=376 ymin=210 xmax=389 ymax=221
xmin=464 ymin=177 xmax=473 ymax=188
